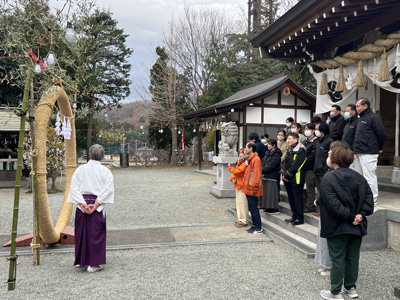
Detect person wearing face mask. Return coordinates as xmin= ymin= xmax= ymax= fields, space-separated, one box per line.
xmin=261 ymin=134 xmax=269 ymax=146
xmin=354 ymin=98 xmax=386 ymax=204
xmin=302 ymin=123 xmax=318 ymax=213
xmin=261 ymin=139 xmax=282 ymax=214
xmin=314 ymin=123 xmax=334 ymax=196
xmin=277 ymin=130 xmax=289 ymax=165
xmin=342 ymin=104 xmax=358 ymax=152
xmin=314 ymin=141 xmax=349 ymax=281
xmin=282 ymin=132 xmax=307 ymax=225
xmin=328 ymin=105 xmax=346 ymax=141
xmin=228 ymin=148 xmax=249 ymax=228
xmin=316 ymin=143 xmax=374 ymax=300
xmin=284 ymin=117 xmax=294 ymax=134
xmin=290 ymin=122 xmax=306 ymax=143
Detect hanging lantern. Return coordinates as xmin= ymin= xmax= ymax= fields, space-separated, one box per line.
xmin=45 ymin=50 xmax=56 ymax=66
xmin=64 ymin=22 xmax=77 ymax=44
xmin=34 ymin=61 xmax=42 ymax=74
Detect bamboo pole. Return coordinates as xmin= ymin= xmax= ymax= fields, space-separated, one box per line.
xmin=8 ymin=68 xmax=33 ymax=291
xmin=30 ymin=82 xmax=40 ymax=265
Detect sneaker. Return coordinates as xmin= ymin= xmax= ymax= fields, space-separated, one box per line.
xmin=341 ymin=287 xmax=358 ymax=299
xmin=321 ymin=270 xmax=331 ymax=278
xmin=266 ymin=208 xmax=280 ymax=215
xmin=87 ymin=266 xmax=103 ymax=273
xmin=320 ymin=290 xmax=344 ymax=299
xmin=253 ymin=229 xmax=263 ymax=235
xmin=245 ymin=227 xmax=255 ymax=234
xmin=236 ymin=221 xmax=248 ymax=228
xmin=318 ymin=268 xmax=328 ymax=273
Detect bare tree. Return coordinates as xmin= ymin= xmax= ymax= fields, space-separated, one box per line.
xmin=174 ymin=4 xmax=234 ymax=109
xmin=135 ymin=23 xmax=191 ymax=165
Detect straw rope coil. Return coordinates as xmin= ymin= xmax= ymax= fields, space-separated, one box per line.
xmin=333 ymin=56 xmax=356 ymax=66
xmin=34 ymin=86 xmax=76 ymax=244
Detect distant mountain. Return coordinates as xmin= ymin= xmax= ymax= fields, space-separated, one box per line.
xmin=102 ymin=100 xmax=152 ymax=125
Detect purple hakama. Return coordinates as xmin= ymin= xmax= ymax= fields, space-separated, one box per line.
xmin=74 ymin=194 xmax=106 ymax=267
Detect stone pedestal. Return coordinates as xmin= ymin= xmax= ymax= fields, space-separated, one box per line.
xmin=210 ymin=156 xmax=237 ymax=198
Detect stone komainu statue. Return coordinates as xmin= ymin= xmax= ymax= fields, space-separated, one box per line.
xmin=218 ymin=122 xmax=238 ymax=157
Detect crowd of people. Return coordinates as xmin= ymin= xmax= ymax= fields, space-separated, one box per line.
xmin=228 ymin=97 xmax=385 ymax=299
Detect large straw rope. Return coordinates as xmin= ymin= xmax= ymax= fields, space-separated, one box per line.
xmin=34 ymin=86 xmax=76 ymax=244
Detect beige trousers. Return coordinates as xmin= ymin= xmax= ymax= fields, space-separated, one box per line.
xmin=236 ymin=189 xmax=249 ymax=224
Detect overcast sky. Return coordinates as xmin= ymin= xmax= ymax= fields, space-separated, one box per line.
xmin=51 ymin=0 xmax=247 ymax=102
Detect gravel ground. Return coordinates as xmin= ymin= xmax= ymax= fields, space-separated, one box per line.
xmin=0 ymin=166 xmax=236 ymax=234
xmin=1 ymin=166 xmax=400 ymax=299
xmin=0 ymin=242 xmax=399 ymax=299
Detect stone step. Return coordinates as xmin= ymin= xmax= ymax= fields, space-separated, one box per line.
xmin=379 ymin=182 xmax=400 ymax=194
xmin=227 ymin=208 xmax=316 ymax=258
xmin=261 ymin=207 xmax=318 ymax=244
xmin=276 ymin=200 xmax=320 ymax=227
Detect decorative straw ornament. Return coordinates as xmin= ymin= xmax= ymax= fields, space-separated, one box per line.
xmin=319 ymin=72 xmax=329 ymax=95
xmin=377 ymin=49 xmax=391 ymax=81
xmin=355 ymin=60 xmax=366 ymax=87
xmin=335 ymin=66 xmax=347 ymax=92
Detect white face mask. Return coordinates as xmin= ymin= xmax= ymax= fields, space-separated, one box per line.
xmin=304 ymin=130 xmax=312 ymax=137
xmin=277 ymin=136 xmax=284 ymax=141
xmin=330 ymin=112 xmax=336 ymax=118
xmin=290 ymin=128 xmax=298 ymax=133
xmin=326 ymin=156 xmax=332 ymax=168
xmin=315 ymin=130 xmax=321 ymax=137
xmin=261 ymin=139 xmax=267 ymax=144
xmin=286 ymin=122 xmax=292 ymax=127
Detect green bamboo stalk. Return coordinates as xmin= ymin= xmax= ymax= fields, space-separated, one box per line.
xmin=30 ymin=82 xmax=40 ymax=266
xmin=8 ymin=68 xmax=33 ymax=291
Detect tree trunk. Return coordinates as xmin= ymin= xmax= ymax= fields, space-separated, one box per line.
xmin=171 ymin=127 xmax=178 ymax=165
xmin=86 ymin=98 xmax=94 ymax=162
xmin=252 ymin=0 xmax=262 ymax=34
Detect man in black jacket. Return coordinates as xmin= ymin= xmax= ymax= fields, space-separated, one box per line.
xmin=354 ymin=98 xmax=386 ymax=203
xmin=342 ymin=104 xmax=358 ymax=153
xmin=328 ymin=105 xmax=346 ymax=141
xmin=302 ymin=123 xmax=318 ymax=213
xmin=249 ymin=132 xmax=266 ymax=160
xmin=282 ymin=132 xmax=307 ymax=225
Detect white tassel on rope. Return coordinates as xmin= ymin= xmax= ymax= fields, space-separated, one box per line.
xmin=64 ymin=118 xmax=72 ymax=140
xmin=55 ymin=112 xmax=61 ymax=135
xmin=61 ymin=116 xmax=67 ymax=138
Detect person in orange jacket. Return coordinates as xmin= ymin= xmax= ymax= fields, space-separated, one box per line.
xmin=228 ymin=148 xmax=249 ymax=228
xmin=242 ymin=142 xmax=263 ymax=235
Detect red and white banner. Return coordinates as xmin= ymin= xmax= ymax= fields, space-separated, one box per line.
xmin=181 ymin=129 xmax=185 ymax=153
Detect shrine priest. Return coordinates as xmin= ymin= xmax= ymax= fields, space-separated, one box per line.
xmin=67 ymin=144 xmax=114 ymax=273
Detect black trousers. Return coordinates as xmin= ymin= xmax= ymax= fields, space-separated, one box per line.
xmin=284 ymin=182 xmax=304 ymax=222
